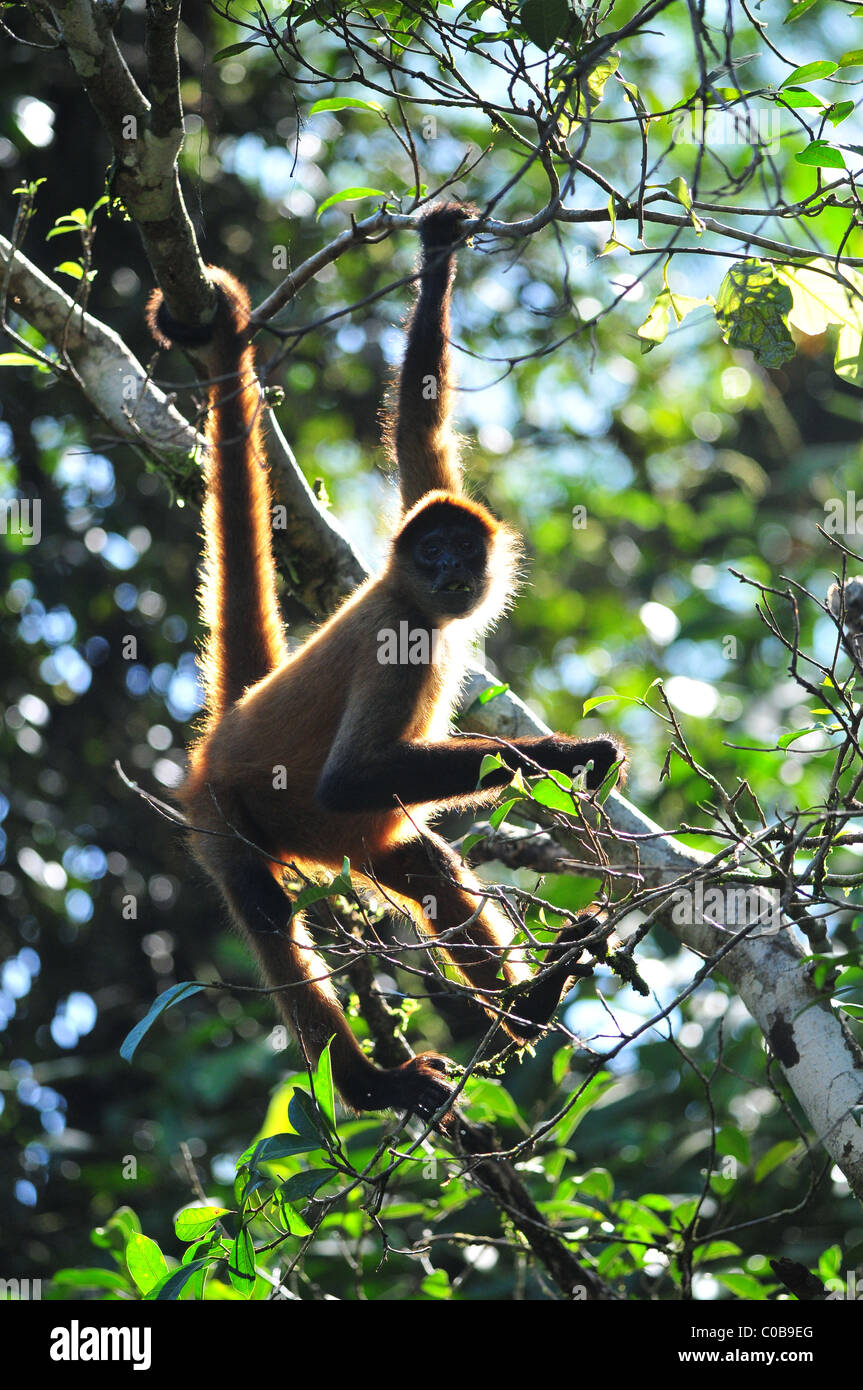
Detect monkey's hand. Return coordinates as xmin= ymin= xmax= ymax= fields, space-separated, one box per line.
xmin=569 ymin=737 xmax=626 ymax=791
xmin=382 ymin=1052 xmax=457 ymax=1119
xmin=505 ymin=918 xmax=597 ymax=1042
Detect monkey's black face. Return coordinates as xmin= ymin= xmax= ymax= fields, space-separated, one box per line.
xmin=411 ymin=520 xmax=490 ymax=616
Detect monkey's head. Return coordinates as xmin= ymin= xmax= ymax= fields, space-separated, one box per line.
xmin=393 ymin=492 xmax=521 ymax=625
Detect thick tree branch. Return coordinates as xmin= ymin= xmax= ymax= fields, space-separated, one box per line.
xmin=35 ymin=0 xmax=212 ymax=322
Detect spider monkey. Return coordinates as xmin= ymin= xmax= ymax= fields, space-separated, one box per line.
xmin=146 ymin=206 xmax=625 ymax=1119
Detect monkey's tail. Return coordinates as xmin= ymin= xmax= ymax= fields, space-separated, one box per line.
xmin=147 ymin=268 xmax=287 ymax=722
xmin=384 ymin=204 xmax=474 ymax=512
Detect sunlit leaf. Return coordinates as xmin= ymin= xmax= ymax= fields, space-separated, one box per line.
xmin=316 ymin=187 xmax=388 ymax=219
xmin=175 ymin=1205 xmax=231 ymax=1242
xmin=754 ymin=1139 xmax=799 ymax=1183
xmin=780 ymin=60 xmax=837 ymax=87
xmin=714 ymin=260 xmax=795 ymax=369
xmin=0 ymin=352 xmax=42 ymax=368
xmin=228 ymin=1228 xmax=256 ymax=1297
xmin=126 ymin=1233 xmax=169 ymax=1296
xmin=153 ymin=1258 xmax=212 ymax=1301
xmin=795 ymin=140 xmax=846 ymax=169
xmin=309 ymin=97 xmax=384 ymax=115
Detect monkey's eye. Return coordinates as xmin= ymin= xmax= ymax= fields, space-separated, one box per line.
xmin=420 ymin=540 xmax=441 ymax=561
xmin=460 ymin=538 xmax=478 ymax=555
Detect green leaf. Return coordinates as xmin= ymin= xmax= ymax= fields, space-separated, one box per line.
xmin=778 ymin=87 xmax=827 ymax=109
xmin=488 ymin=797 xmax=518 ymax=829
xmin=289 ymin=1087 xmax=328 ymax=1142
xmin=585 ymin=53 xmax=619 ymax=111
xmin=175 ymin=1205 xmax=231 ymax=1242
xmin=54 ymin=261 xmax=84 ymax=280
xmin=247 ymin=1132 xmax=321 ymax=1165
xmin=55 ymin=207 xmax=87 ymax=226
xmin=716 ymin=1125 xmax=750 ymax=1164
xmin=638 ymin=289 xmax=709 ymax=351
xmin=778 ymin=726 xmax=818 ymax=748
xmin=478 ymin=752 xmax=505 ymax=783
xmin=795 ymin=140 xmax=846 ymax=169
xmin=518 ymin=0 xmax=572 ymax=51
xmin=666 ymin=175 xmax=693 ymax=211
xmin=754 ymin=1139 xmax=799 ymax=1183
xmin=714 ymin=259 xmax=795 ymax=369
xmin=572 ymin=1166 xmax=614 ymax=1201
xmin=698 ymin=1240 xmax=742 ymax=1262
xmin=91 ymin=1206 xmax=141 ymax=1251
xmin=780 ymin=60 xmax=838 ymax=87
xmin=530 ymin=777 xmax=577 ymax=812
xmin=120 ymin=981 xmax=204 ymax=1062
xmin=421 ymin=1269 xmax=452 ymax=1299
xmin=825 ymin=101 xmax=854 ymax=126
xmin=776 ymin=257 xmax=863 ymax=385
xmin=0 ymin=352 xmax=42 ymax=368
xmin=126 ymin=1233 xmax=169 ymax=1296
xmin=817 ymin=1243 xmax=843 ymax=1281
xmin=460 ymin=831 xmax=486 ymax=856
xmin=778 ymin=256 xmax=863 ymax=335
xmin=228 ymin=1228 xmax=256 ymax=1297
xmin=463 ymin=1076 xmax=524 ymax=1124
xmin=783 ymin=0 xmax=821 ymax=19
xmin=313 ymin=1036 xmax=336 ymax=1130
xmin=309 ymin=97 xmax=384 ymax=115
xmin=673 ymin=1198 xmax=699 ymax=1228
xmin=583 ymin=695 xmax=617 ymax=715
xmin=212 ymin=40 xmax=258 ymax=62
xmin=478 ymin=682 xmax=509 ymax=705
xmin=279 ymin=1168 xmax=337 ymax=1200
xmin=153 ymin=1258 xmax=212 ymax=1301
xmin=839 ymin=50 xmax=863 ymax=67
xmin=316 ymin=187 xmax=388 ymax=219
xmin=716 ymin=1272 xmax=767 ymax=1299
xmin=293 ymin=864 xmax=353 ymax=914
xmin=272 ymin=1190 xmax=313 ymax=1236
xmin=550 ymin=1071 xmax=618 ymax=1146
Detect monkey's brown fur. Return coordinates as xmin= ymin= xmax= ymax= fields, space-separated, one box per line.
xmin=146 ymin=208 xmax=624 ymax=1117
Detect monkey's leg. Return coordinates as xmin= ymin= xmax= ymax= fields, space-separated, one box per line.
xmin=371 ymin=834 xmax=590 ymax=1041
xmin=218 ymin=850 xmax=454 ymax=1118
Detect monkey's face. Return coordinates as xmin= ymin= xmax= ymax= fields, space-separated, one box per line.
xmin=407 ymin=518 xmax=491 ymax=618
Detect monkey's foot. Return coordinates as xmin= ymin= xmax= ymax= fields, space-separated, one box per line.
xmin=383 ymin=1053 xmax=456 ymax=1119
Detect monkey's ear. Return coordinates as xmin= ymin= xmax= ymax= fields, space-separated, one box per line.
xmin=418 ymin=202 xmax=477 ymax=250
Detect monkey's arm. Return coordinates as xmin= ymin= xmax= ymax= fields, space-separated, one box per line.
xmin=389 ymin=206 xmax=471 ymax=512
xmin=147 ymin=270 xmax=287 ymax=719
xmin=317 ymin=729 xmax=624 ymax=814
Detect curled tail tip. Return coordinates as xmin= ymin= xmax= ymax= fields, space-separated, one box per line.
xmin=418 ymin=202 xmax=477 ymax=254
xmin=146 ymin=265 xmax=251 ymax=351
